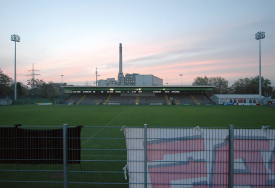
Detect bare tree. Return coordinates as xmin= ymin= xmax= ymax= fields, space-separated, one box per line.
xmin=192 ymin=76 xmax=229 ymax=94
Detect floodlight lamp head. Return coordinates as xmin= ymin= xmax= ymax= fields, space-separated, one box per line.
xmin=255 ymin=31 xmax=265 ymax=40
xmin=11 ymin=34 xmax=20 ymax=42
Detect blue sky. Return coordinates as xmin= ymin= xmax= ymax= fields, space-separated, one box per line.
xmin=1 ymin=0 xmax=275 ymax=86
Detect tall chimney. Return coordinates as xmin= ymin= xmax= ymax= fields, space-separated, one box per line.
xmin=118 ymin=43 xmax=124 ymax=85
xmin=119 ymin=43 xmax=122 ymax=73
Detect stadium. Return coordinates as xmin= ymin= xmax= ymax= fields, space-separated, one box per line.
xmin=1 ymin=43 xmax=274 ymax=188
xmin=60 ymin=43 xmax=269 ymax=106
xmin=1 ymin=2 xmax=275 ymax=187
xmin=1 ymin=47 xmax=275 ymax=188
xmin=60 ymin=44 xmax=215 ymax=106
xmin=62 ymin=85 xmax=214 ymax=105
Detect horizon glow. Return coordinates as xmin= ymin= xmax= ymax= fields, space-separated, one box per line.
xmin=1 ymin=0 xmax=275 ymax=87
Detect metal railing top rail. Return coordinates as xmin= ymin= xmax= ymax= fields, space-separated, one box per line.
xmin=0 ymin=125 xmax=273 ymax=130
xmin=0 ymin=125 xmax=64 ymax=128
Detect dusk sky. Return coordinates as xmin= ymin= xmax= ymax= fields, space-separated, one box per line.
xmin=1 ymin=0 xmax=275 ymax=86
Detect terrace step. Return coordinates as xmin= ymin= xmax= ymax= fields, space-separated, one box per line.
xmin=165 ymin=95 xmax=171 ymax=105
xmin=77 ymin=95 xmax=86 ymax=105
xmin=103 ymin=95 xmax=111 ymax=105
xmin=191 ymin=95 xmax=199 ymax=105
xmin=135 ymin=96 xmax=139 ymax=105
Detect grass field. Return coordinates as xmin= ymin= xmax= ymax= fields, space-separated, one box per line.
xmin=1 ymin=105 xmax=275 ymax=188
xmin=0 ymin=105 xmax=274 ymax=128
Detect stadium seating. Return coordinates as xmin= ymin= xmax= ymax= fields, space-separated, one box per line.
xmin=63 ymin=92 xmax=212 ymax=105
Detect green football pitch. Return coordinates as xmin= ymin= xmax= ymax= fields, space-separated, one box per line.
xmin=0 ymin=105 xmax=274 ymax=128
xmin=1 ymin=105 xmax=275 ymax=187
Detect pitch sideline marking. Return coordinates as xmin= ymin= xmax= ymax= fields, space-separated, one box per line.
xmin=81 ymin=106 xmax=132 ymax=146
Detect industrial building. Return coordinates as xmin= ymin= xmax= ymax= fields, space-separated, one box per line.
xmin=97 ymin=43 xmax=163 ymax=87
xmin=98 ymin=78 xmax=117 ymax=86
xmin=62 ymin=43 xmax=214 ymax=105
xmin=125 ymin=74 xmax=163 ymax=86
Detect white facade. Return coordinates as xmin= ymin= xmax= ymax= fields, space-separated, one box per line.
xmin=135 ymin=75 xmax=163 ymax=86
xmin=152 ymin=75 xmax=163 ymax=86
xmin=211 ymin=94 xmax=266 ymax=105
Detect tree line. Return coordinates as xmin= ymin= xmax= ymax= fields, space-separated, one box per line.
xmin=192 ymin=75 xmax=274 ymax=98
xmin=0 ymin=69 xmax=66 ymax=100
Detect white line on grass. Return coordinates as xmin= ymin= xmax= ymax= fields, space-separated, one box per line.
xmin=81 ymin=106 xmax=132 ymax=146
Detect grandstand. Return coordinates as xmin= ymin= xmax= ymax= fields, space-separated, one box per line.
xmin=62 ymin=85 xmax=214 ymax=105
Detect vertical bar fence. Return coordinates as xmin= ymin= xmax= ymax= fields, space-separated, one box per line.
xmin=0 ymin=125 xmax=274 ymax=187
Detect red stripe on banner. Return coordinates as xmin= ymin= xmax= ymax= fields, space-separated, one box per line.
xmin=147 ymin=139 xmax=207 ymax=188
xmin=234 ymin=139 xmax=269 ymax=186
xmin=146 ymin=137 xmax=274 ymax=187
xmin=148 ymin=161 xmax=207 ymax=188
xmin=234 ymin=139 xmax=269 ymax=151
xmin=213 ymin=144 xmax=229 ymax=186
xmin=147 ymin=139 xmax=205 ymax=161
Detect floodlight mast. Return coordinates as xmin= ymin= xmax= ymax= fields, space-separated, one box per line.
xmin=11 ymin=34 xmax=20 ymax=100
xmin=255 ymin=31 xmax=265 ymax=105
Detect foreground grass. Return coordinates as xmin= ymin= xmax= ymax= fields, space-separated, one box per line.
xmin=0 ymin=105 xmax=274 ymax=128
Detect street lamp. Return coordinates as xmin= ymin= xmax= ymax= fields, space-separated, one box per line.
xmin=179 ymin=74 xmax=183 ymax=85
xmin=11 ymin=34 xmax=20 ymax=100
xmin=61 ymin=75 xmax=64 ymax=85
xmin=255 ymin=31 xmax=265 ymax=105
xmin=95 ymin=67 xmax=100 ymax=86
xmin=61 ymin=75 xmax=64 ymax=99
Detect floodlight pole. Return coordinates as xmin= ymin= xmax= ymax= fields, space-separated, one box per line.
xmin=11 ymin=34 xmax=20 ymax=100
xmin=259 ymin=39 xmax=262 ymax=105
xmin=14 ymin=41 xmax=17 ymax=100
xmin=255 ymin=31 xmax=265 ymax=105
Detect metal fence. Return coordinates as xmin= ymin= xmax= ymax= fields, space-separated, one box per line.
xmin=1 ymin=125 xmax=275 ymax=188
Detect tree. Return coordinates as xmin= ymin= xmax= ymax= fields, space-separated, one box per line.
xmin=27 ymin=79 xmax=45 ymax=88
xmin=192 ymin=76 xmax=209 ymax=85
xmin=17 ymin=82 xmax=29 ymax=97
xmin=0 ymin=69 xmax=13 ymax=98
xmin=192 ymin=76 xmax=229 ymax=94
xmin=27 ymin=80 xmax=64 ymax=100
xmin=230 ymin=76 xmax=272 ymax=96
xmin=272 ymin=88 xmax=275 ymax=99
xmin=40 ymin=82 xmax=59 ymax=100
xmin=8 ymin=82 xmax=29 ymax=98
xmin=28 ymin=79 xmax=45 ymax=98
xmin=17 ymin=82 xmax=23 ymax=96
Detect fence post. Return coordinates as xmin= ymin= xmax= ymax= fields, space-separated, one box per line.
xmin=229 ymin=124 xmax=234 ymax=188
xmin=144 ymin=124 xmax=148 ymax=188
xmin=63 ymin=124 xmax=68 ymax=188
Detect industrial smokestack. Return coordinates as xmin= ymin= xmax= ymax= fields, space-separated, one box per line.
xmin=118 ymin=43 xmax=124 ymax=85
xmin=119 ymin=43 xmax=122 ymax=74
